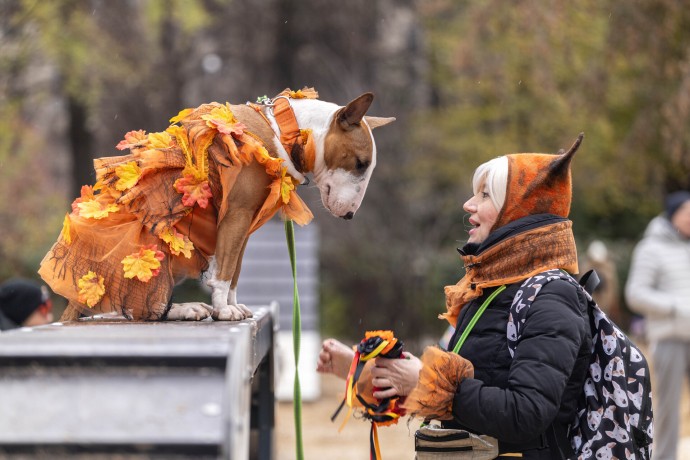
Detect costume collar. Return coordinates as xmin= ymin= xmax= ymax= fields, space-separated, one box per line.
xmin=442 ymin=217 xmax=579 ymax=327
xmin=459 ymin=214 xmax=568 ymax=256
xmin=248 ymin=88 xmax=318 ymax=182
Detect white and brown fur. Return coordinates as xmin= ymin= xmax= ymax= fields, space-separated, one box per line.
xmin=60 ymin=93 xmax=394 ymax=322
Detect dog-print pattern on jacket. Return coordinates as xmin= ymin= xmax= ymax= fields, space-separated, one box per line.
xmin=507 ymin=269 xmax=653 ymax=460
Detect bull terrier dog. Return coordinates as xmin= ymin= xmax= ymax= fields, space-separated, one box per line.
xmin=41 ymin=88 xmax=394 ymax=322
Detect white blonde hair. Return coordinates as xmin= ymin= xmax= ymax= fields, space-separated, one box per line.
xmin=472 ymin=156 xmax=508 ymax=212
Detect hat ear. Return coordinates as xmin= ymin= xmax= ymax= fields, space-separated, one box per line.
xmin=491 ymin=133 xmax=584 ymax=231
xmin=552 ymin=132 xmax=584 ymax=173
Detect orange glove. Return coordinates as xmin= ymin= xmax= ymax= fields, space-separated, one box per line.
xmin=402 ymin=346 xmax=474 ymax=421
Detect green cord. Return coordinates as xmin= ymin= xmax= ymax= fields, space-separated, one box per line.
xmin=452 ymin=285 xmax=506 ymax=354
xmin=284 ymin=219 xmax=304 ymax=460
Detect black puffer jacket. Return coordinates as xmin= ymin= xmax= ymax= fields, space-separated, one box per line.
xmin=444 ymin=216 xmax=592 ymax=459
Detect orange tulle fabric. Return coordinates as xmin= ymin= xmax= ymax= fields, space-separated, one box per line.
xmin=39 ymin=101 xmax=313 ymax=320
xmin=403 ymin=346 xmax=475 ymax=421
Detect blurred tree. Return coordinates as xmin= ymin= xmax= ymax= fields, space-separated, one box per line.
xmin=2 ymin=0 xmax=690 ymax=340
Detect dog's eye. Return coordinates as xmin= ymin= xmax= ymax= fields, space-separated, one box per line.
xmin=355 ymin=158 xmax=370 ymax=171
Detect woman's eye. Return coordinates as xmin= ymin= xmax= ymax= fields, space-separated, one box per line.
xmin=482 ymin=192 xmax=490 ymax=199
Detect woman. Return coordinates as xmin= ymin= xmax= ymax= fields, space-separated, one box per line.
xmin=318 ymin=134 xmax=592 ymax=459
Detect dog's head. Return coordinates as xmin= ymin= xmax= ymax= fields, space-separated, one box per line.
xmin=316 ymin=93 xmax=394 ymax=219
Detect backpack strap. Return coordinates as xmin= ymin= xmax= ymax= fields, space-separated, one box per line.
xmin=578 ymin=269 xmax=600 ymax=296
xmin=506 ymin=269 xmax=575 ymax=358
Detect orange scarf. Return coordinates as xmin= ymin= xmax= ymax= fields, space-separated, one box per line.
xmin=441 ymin=220 xmax=578 ymax=327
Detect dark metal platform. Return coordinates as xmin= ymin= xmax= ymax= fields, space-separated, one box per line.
xmin=0 ymin=303 xmax=277 ymax=459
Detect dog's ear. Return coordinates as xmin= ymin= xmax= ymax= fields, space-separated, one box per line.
xmin=338 ymin=92 xmax=374 ymax=131
xmin=365 ymin=116 xmax=396 ymax=129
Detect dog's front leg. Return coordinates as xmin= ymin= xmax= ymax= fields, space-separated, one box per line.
xmin=208 ymin=207 xmax=254 ymax=321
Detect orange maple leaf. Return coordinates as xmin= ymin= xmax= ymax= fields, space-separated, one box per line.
xmin=159 ymin=227 xmax=194 ymax=258
xmin=116 ymin=130 xmax=148 ymax=150
xmin=279 ymin=168 xmax=296 ymax=204
xmin=169 ymin=108 xmax=194 ymax=124
xmin=174 ymin=173 xmax=213 ymax=208
xmin=77 ymin=199 xmax=120 ymax=219
xmin=77 ymin=271 xmax=106 ymax=308
xmin=147 ymin=131 xmax=174 ymax=149
xmin=71 ymin=185 xmax=96 ymax=213
xmin=115 ymin=161 xmax=142 ymax=191
xmin=121 ymin=245 xmax=165 ymax=283
xmin=202 ymin=103 xmax=246 ymax=137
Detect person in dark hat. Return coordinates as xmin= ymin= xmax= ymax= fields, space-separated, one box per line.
xmin=626 ymin=189 xmax=690 ymax=460
xmin=0 ymin=278 xmax=54 ymax=331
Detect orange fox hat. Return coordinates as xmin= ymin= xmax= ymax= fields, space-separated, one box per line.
xmin=491 ymin=133 xmax=584 ymax=231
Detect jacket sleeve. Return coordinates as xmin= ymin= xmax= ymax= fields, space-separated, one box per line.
xmin=625 ymin=240 xmax=676 ymax=317
xmin=451 ymin=280 xmax=587 ymax=442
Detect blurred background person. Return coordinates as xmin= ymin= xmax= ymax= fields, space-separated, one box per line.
xmin=626 ymin=190 xmax=690 ymax=460
xmin=0 ymin=278 xmax=54 ymax=331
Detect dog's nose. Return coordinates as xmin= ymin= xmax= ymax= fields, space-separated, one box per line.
xmin=342 ymin=212 xmax=354 ymax=220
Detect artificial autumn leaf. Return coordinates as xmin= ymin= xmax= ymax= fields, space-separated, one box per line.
xmin=114 ymin=161 xmax=142 ymax=191
xmin=201 ymin=103 xmax=246 ymax=137
xmin=116 ymin=130 xmax=147 ymax=150
xmin=60 ymin=213 xmax=72 ymax=245
xmin=289 ymin=89 xmax=307 ymax=98
xmin=170 ymin=108 xmax=194 ymax=124
xmin=281 ymin=190 xmax=314 ymax=226
xmin=147 ymin=131 xmax=173 ymax=149
xmin=279 ymin=168 xmax=296 ymax=204
xmin=77 ymin=200 xmax=120 ymax=219
xmin=284 ymin=87 xmax=318 ymax=99
xmin=166 ymin=125 xmax=193 ymax=167
xmin=159 ymin=227 xmax=194 ymax=258
xmin=77 ymin=271 xmax=105 ymax=308
xmin=174 ymin=173 xmax=212 ymax=208
xmin=71 ymin=185 xmax=96 ymax=213
xmin=300 ymin=128 xmax=312 ymax=144
xmin=122 ymin=245 xmax=165 ymax=283
xmin=254 ymin=145 xmax=284 ymax=176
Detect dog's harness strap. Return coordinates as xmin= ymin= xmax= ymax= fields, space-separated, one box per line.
xmin=272 ymin=97 xmax=315 ymax=174
xmin=272 ymin=97 xmax=301 ymax=153
xmin=249 ymin=91 xmax=316 ymax=176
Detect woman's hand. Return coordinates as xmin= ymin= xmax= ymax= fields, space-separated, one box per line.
xmin=370 ymin=352 xmax=422 ymax=399
xmin=316 ymin=338 xmax=355 ymax=380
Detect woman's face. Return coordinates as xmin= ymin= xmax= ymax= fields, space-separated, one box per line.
xmin=463 ymin=180 xmax=499 ymax=244
xmin=672 ymin=200 xmax=690 ymax=238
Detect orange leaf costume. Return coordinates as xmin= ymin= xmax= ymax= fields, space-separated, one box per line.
xmin=39 ymin=100 xmax=313 ymax=320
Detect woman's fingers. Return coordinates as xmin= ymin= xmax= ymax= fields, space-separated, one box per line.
xmin=373 ymin=387 xmax=398 ymax=399
xmin=316 ymin=338 xmax=355 ymax=380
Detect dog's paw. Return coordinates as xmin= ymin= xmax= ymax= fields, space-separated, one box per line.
xmin=167 ymin=302 xmax=213 ymax=321
xmin=212 ymin=303 xmax=253 ymax=321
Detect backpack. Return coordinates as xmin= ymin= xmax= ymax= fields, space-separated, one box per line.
xmin=506 ymin=269 xmax=653 ymax=460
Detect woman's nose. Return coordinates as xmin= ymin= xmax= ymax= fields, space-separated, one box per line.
xmin=463 ymin=198 xmax=475 ymax=213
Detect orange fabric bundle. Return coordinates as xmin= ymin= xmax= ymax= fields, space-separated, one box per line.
xmin=332 ymin=330 xmax=406 ymax=460
xmin=39 ymin=101 xmax=313 ymax=320
xmin=403 ymin=346 xmax=475 ymax=421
